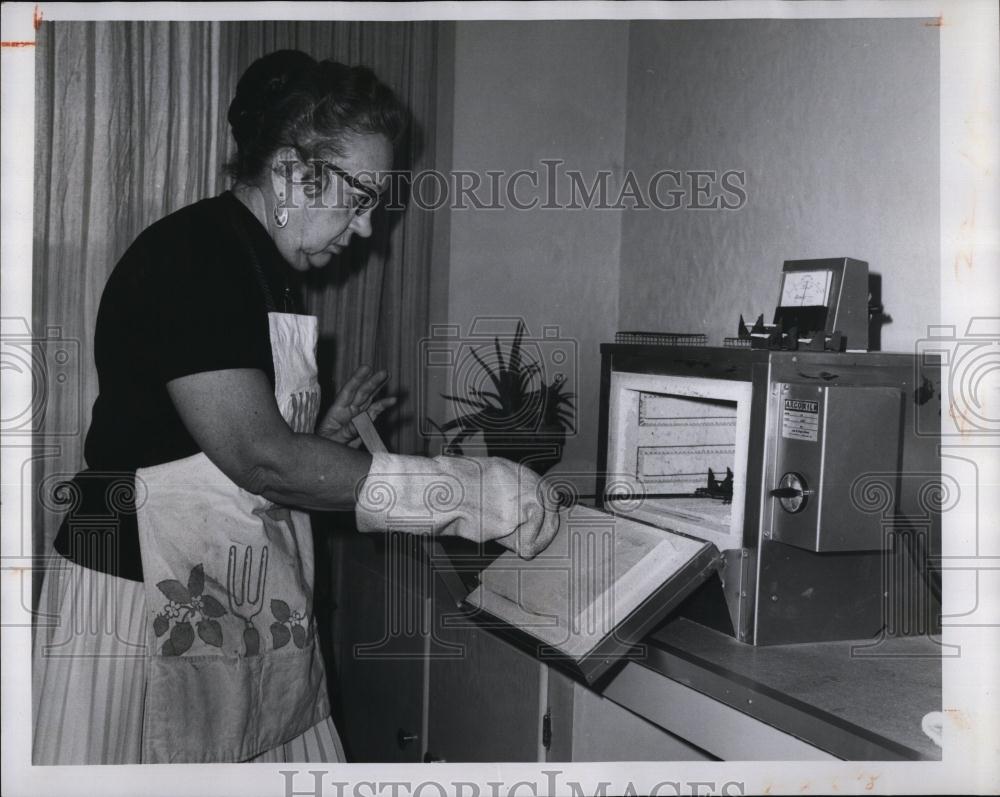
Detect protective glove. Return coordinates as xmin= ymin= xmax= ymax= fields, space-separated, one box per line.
xmin=355 ymin=453 xmax=561 ymax=559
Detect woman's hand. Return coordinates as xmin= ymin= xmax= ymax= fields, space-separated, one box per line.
xmin=355 ymin=454 xmax=562 ymax=559
xmin=317 ymin=365 xmax=397 ymax=446
xmin=165 ymin=368 xmax=373 ymax=510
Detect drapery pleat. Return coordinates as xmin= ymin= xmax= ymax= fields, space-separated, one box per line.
xmin=32 ymin=21 xmax=440 ymax=561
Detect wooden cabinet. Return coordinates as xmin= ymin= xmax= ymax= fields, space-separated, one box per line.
xmin=546 ymin=669 xmax=713 ymax=762
xmin=331 ymin=531 xmax=428 ymax=763
xmin=424 ymin=583 xmax=544 ymax=762
xmin=330 ymin=531 xmax=716 ymax=763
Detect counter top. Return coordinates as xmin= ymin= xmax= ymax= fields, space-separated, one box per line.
xmin=631 ymin=617 xmax=942 ymax=760
xmin=447 ymin=528 xmax=942 ymax=760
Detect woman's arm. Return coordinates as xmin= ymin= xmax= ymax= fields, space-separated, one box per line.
xmin=167 ymin=366 xmax=562 ymax=556
xmin=166 ymin=368 xmax=371 ymax=510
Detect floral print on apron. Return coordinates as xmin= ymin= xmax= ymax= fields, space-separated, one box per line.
xmin=135 ymin=312 xmax=329 ymax=763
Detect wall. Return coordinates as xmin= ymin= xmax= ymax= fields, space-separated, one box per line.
xmin=435 ymin=18 xmax=940 ymax=481
xmin=620 ymin=19 xmax=939 ymax=351
xmin=441 ymin=21 xmax=630 ymax=482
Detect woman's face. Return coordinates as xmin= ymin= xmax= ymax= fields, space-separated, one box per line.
xmin=269 ymin=133 xmax=393 ymax=271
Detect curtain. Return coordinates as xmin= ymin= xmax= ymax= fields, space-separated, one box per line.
xmin=32 ymin=21 xmax=442 ymax=563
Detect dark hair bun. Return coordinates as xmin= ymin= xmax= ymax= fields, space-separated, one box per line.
xmin=227 ymin=50 xmax=316 ymax=148
xmin=226 ymin=49 xmax=407 ymax=183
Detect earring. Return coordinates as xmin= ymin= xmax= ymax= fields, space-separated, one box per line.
xmin=273 ymin=198 xmax=288 ymax=228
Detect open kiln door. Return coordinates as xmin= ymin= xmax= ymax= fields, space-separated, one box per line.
xmin=465 ymin=505 xmax=721 ymax=685
xmin=353 ymin=411 xmax=721 ymax=684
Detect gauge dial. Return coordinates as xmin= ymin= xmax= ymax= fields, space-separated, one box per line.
xmin=780 ymin=270 xmax=832 ymax=307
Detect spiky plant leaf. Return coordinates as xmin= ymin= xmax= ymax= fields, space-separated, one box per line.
xmin=509 ymin=322 xmax=526 ymax=374
xmin=473 ymin=390 xmax=503 ymax=406
xmin=493 ymin=337 xmax=506 ymax=376
xmin=440 ymin=394 xmax=490 ymax=410
xmin=470 ymin=347 xmax=503 ymax=394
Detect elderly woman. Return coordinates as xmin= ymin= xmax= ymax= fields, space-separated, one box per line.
xmin=33 ymin=50 xmax=560 ymax=765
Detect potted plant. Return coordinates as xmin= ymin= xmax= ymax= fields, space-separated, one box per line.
xmin=428 ymin=322 xmax=575 ymax=475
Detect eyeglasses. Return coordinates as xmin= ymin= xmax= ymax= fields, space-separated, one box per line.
xmin=322 ymin=163 xmax=381 ymax=216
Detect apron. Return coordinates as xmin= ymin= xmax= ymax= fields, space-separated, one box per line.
xmin=136 ymin=257 xmax=329 ymax=761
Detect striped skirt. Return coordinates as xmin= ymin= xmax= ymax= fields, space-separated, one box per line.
xmin=32 ymin=557 xmax=346 ymax=764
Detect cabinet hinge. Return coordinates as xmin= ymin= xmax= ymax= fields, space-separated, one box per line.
xmin=542 ymin=710 xmax=552 ymax=750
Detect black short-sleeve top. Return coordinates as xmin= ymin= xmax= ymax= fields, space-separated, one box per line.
xmin=54 ymin=191 xmax=296 ymax=581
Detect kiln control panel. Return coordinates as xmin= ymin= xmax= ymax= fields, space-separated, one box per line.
xmin=766 ymin=382 xmax=903 ymax=552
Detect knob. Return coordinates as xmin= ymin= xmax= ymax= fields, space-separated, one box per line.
xmin=397 ymin=729 xmax=418 ymax=749
xmin=770 ymin=472 xmax=812 ymax=514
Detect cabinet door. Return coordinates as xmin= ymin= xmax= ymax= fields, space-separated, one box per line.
xmin=425 ymin=579 xmax=544 ymax=762
xmin=334 ymin=532 xmax=428 ymax=762
xmin=546 ymin=669 xmax=713 ymax=762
